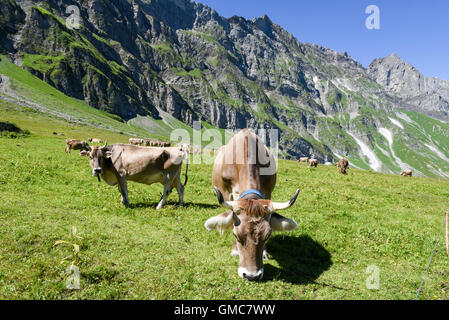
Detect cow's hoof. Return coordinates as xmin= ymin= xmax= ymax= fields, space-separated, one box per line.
xmin=121 ymin=201 xmax=130 ymax=208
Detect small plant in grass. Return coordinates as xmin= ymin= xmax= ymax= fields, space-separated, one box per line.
xmin=54 ymin=226 xmax=82 ymax=289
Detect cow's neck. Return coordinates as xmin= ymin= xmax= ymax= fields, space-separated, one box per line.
xmin=239 ymin=164 xmax=261 ymax=192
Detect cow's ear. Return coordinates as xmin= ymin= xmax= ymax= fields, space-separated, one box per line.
xmin=204 ymin=210 xmax=235 ymax=234
xmin=269 ymin=212 xmax=297 ymax=232
xmin=105 ymin=151 xmax=112 ymax=159
xmin=80 ymin=150 xmax=89 ymax=157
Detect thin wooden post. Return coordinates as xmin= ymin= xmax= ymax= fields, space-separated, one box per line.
xmin=446 ymin=211 xmax=449 ymax=254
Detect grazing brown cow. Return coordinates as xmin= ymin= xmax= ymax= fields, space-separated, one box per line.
xmin=336 ymin=158 xmax=349 ymax=174
xmin=204 ymin=129 xmax=300 ymax=281
xmin=88 ymin=138 xmax=104 ymax=143
xmin=80 ymin=142 xmax=189 ymax=209
xmin=298 ymin=157 xmax=309 ymax=163
xmin=65 ymin=139 xmax=90 ymax=154
xmin=401 ymin=169 xmax=412 ymax=176
xmin=129 ymin=138 xmax=144 ymax=145
xmin=308 ymin=159 xmax=318 ymax=167
xmin=160 ymin=141 xmax=171 ymax=147
xmin=143 ymin=139 xmax=171 ymax=147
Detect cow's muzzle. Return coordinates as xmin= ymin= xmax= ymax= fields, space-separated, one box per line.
xmin=238 ymin=267 xmax=264 ymax=281
xmin=92 ymin=168 xmax=102 ymax=182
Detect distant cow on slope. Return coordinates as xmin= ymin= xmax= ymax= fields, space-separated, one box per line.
xmin=129 ymin=138 xmax=144 ymax=145
xmin=401 ymin=169 xmax=412 ymax=176
xmin=308 ymin=159 xmax=318 ymax=167
xmin=160 ymin=141 xmax=171 ymax=147
xmin=145 ymin=139 xmax=171 ymax=147
xmin=298 ymin=157 xmax=309 ymax=163
xmin=88 ymin=138 xmax=104 ymax=143
xmin=337 ymin=158 xmax=349 ymax=174
xmin=65 ymin=139 xmax=90 ymax=154
xmin=144 ymin=140 xmax=156 ymax=147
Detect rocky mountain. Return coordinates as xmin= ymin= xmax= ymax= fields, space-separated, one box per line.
xmin=368 ymin=53 xmax=449 ymax=121
xmin=1 ymin=0 xmax=449 ymax=177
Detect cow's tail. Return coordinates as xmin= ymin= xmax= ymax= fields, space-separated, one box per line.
xmin=183 ymin=145 xmax=190 ymax=187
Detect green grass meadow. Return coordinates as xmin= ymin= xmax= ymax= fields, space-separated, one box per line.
xmin=1 ymin=103 xmax=449 ymax=300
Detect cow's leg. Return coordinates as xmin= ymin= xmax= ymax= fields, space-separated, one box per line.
xmin=156 ymin=173 xmax=170 ymax=210
xmin=117 ymin=178 xmax=129 ymax=207
xmin=175 ymin=179 xmax=184 ymax=207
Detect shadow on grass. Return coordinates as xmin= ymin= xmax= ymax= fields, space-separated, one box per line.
xmin=263 ymin=234 xmax=332 ymax=285
xmin=128 ymin=201 xmax=219 ymax=210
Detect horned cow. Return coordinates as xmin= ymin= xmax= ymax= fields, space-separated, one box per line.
xmin=204 ymin=129 xmax=300 ymax=281
xmin=80 ymin=142 xmax=189 ymax=209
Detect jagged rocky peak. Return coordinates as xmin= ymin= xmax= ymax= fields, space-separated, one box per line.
xmin=368 ymin=53 xmax=449 ymax=120
xmin=368 ymin=53 xmax=420 ymax=89
xmin=140 ymin=0 xmax=227 ymax=31
xmin=251 ymin=14 xmax=274 ymax=36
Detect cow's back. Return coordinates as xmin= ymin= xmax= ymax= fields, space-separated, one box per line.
xmin=112 ymin=144 xmax=184 ymax=184
xmin=212 ymin=129 xmax=276 ymax=200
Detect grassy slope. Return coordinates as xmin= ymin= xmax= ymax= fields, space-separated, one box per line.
xmin=1 ymin=104 xmax=449 ymax=300
xmin=343 ymin=108 xmax=449 ymax=177
xmin=392 ymin=111 xmax=449 ymax=177
xmin=0 ymin=55 xmax=168 ymax=140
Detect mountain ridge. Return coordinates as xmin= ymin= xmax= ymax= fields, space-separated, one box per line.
xmin=1 ymin=0 xmax=449 ymax=177
xmin=368 ymin=53 xmax=449 ymax=121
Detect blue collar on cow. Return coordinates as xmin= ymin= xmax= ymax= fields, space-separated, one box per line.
xmin=238 ymin=189 xmax=263 ymax=200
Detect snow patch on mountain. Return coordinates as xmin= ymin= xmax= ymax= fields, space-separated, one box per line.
xmin=389 ymin=117 xmax=404 ymax=129
xmin=347 ymin=132 xmax=381 ymax=171
xmin=378 ymin=128 xmax=411 ymax=171
xmin=396 ymin=112 xmax=413 ymax=124
xmin=425 ymin=143 xmax=449 ymax=163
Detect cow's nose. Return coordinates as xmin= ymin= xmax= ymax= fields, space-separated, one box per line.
xmin=240 ymin=268 xmax=264 ymax=281
xmin=243 ymin=272 xmax=263 ymax=281
xmin=93 ymin=168 xmax=102 ymax=175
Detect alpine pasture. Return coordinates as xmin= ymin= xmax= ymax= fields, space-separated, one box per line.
xmin=1 ymin=103 xmax=449 ymax=300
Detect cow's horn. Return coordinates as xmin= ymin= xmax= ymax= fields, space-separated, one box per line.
xmin=271 ymin=188 xmax=301 ymax=211
xmin=101 ymin=141 xmax=108 ymax=149
xmin=214 ymin=186 xmax=236 ymax=210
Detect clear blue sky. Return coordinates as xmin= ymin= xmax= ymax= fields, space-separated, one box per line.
xmin=198 ymin=0 xmax=449 ymax=81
